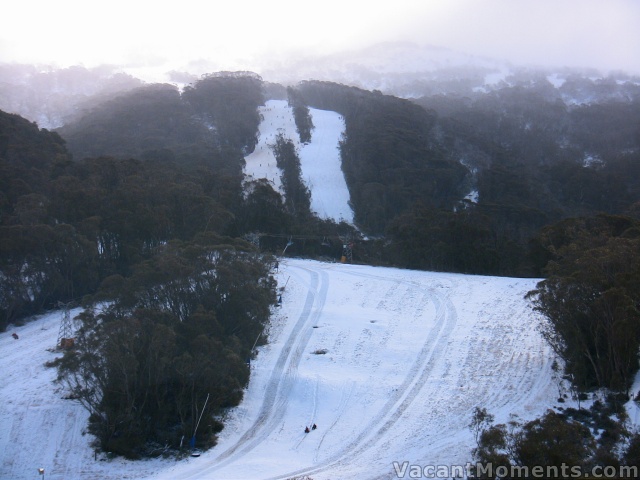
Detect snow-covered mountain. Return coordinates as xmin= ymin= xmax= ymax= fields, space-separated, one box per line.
xmin=258 ymin=42 xmax=639 ymax=100
xmin=0 ymin=64 xmax=142 ymax=129
xmin=2 ymin=43 xmax=640 ymax=480
xmin=4 ymin=42 xmax=638 ymax=130
xmin=3 ymin=84 xmax=640 ymax=477
xmin=261 ymin=42 xmax=509 ymax=89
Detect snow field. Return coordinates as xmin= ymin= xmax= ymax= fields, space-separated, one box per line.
xmin=151 ymin=259 xmax=559 ymax=480
xmin=4 ymin=262 xmax=639 ymax=479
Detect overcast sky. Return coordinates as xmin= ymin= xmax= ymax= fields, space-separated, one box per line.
xmin=2 ymin=0 xmax=639 ymax=78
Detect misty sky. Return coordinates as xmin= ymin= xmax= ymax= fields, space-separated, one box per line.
xmin=2 ymin=0 xmax=639 ymax=78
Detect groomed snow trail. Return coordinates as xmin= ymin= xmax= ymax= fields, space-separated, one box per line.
xmin=152 ymin=259 xmax=558 ymax=480
xmin=180 ymin=265 xmax=330 ymax=477
xmin=0 ymin=259 xmax=560 ymax=480
xmin=243 ymin=99 xmax=354 ymax=223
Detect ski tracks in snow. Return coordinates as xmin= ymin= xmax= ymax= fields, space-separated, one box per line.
xmin=152 ymin=261 xmax=555 ymax=480
xmin=1 ymin=260 xmax=558 ymax=480
xmin=269 ymin=268 xmax=458 ymax=480
xmin=185 ymin=264 xmax=329 ymax=477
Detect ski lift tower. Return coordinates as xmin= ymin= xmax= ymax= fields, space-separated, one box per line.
xmin=243 ymin=232 xmax=261 ymax=249
xmin=57 ymin=301 xmax=75 ymax=349
xmin=339 ymin=234 xmax=353 ymax=263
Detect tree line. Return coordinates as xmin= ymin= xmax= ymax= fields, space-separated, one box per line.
xmin=287 ymin=86 xmax=314 ymax=143
xmin=469 ymin=402 xmax=639 ymax=479
xmin=527 ymin=214 xmax=640 ymax=392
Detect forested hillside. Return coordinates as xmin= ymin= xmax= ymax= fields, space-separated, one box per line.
xmin=0 ymin=64 xmax=143 ymax=128
xmin=294 ymin=81 xmax=468 ymax=233
xmin=0 ymin=74 xmax=281 ymax=456
xmin=1 ymin=111 xmax=75 ymax=324
xmin=418 ymin=80 xmax=640 ymax=276
xmin=58 ymin=72 xmax=264 ymax=167
xmin=2 ymin=69 xmax=640 ymax=459
xmin=5 ymin=70 xmax=640 ymax=330
xmin=287 ymin=78 xmax=640 ymax=276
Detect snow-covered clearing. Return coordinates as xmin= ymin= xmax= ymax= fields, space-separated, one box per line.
xmin=156 ymin=260 xmax=559 ymax=480
xmin=1 ymin=259 xmax=581 ymax=480
xmin=244 ymin=99 xmax=354 ymax=223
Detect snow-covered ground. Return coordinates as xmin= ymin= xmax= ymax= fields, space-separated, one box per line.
xmin=0 ymin=261 xmax=554 ymax=480
xmin=154 ymin=260 xmax=560 ymax=480
xmin=3 ymin=260 xmax=640 ymax=479
xmin=244 ymin=99 xmax=354 ymax=224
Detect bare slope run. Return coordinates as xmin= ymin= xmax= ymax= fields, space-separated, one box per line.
xmin=243 ymin=99 xmax=354 ymax=223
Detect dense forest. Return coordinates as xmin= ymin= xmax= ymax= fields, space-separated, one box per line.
xmin=2 ymin=68 xmax=640 ymax=460
xmin=55 ymin=239 xmax=275 ymax=457
xmin=292 ymin=79 xmax=640 ymax=276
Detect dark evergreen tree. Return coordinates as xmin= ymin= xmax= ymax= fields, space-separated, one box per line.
xmin=528 ymin=215 xmax=640 ymax=391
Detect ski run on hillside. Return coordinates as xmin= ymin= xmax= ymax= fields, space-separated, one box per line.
xmin=8 ymin=259 xmax=640 ymax=479
xmin=244 ymin=99 xmax=354 ymax=224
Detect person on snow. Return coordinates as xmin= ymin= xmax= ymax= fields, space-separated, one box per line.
xmin=304 ymin=426 xmax=310 ymax=433
xmin=312 ymin=424 xmax=317 ymax=430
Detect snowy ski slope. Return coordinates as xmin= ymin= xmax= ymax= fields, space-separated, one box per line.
xmin=2 ymin=260 xmax=565 ymax=480
xmin=151 ymin=260 xmax=558 ymax=480
xmin=3 ymin=260 xmax=640 ymax=479
xmin=244 ymin=99 xmax=354 ymax=224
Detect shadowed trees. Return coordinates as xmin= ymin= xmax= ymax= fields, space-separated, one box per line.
xmin=182 ymin=71 xmax=264 ymax=154
xmin=271 ymin=133 xmax=312 ymax=220
xmin=56 ymin=239 xmax=276 ymax=457
xmin=528 ymin=215 xmax=640 ymax=392
xmin=471 ymin=410 xmax=596 ymax=479
xmin=470 ymin=401 xmax=639 ymax=479
xmin=288 ymin=86 xmax=314 ymax=143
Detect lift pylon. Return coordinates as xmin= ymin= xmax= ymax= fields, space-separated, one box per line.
xmin=57 ymin=301 xmax=75 ymax=349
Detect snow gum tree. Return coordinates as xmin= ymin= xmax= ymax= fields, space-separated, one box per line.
xmin=287 ymin=86 xmax=314 ymax=143
xmin=470 ymin=410 xmax=597 ymax=479
xmin=527 ymin=214 xmax=640 ymax=392
xmin=270 ymin=133 xmax=312 ymax=219
xmin=56 ymin=239 xmax=277 ymax=458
